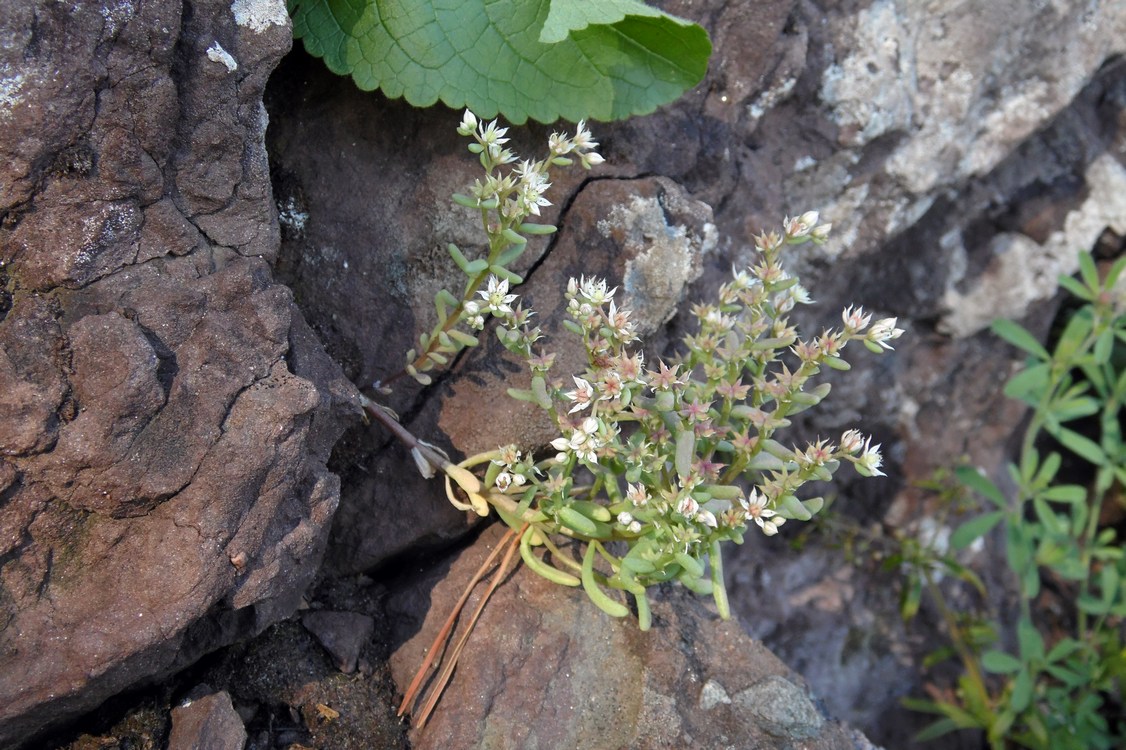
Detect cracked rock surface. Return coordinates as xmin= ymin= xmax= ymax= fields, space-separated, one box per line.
xmin=388 ymin=524 xmax=879 ymax=750
xmin=0 ymin=0 xmax=359 ymax=746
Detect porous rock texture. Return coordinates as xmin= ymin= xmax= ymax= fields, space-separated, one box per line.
xmin=0 ymin=0 xmax=359 ymax=746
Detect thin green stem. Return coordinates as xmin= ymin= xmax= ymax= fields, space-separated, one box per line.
xmin=922 ymin=568 xmax=994 ymax=723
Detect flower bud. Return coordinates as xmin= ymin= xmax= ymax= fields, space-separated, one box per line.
xmin=581 ymin=152 xmax=605 ymax=169
xmin=457 ymin=109 xmax=478 ymax=136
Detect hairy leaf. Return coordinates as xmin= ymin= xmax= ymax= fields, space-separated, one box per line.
xmin=540 ymin=0 xmax=666 ymax=42
xmin=288 ymin=0 xmax=711 ymax=124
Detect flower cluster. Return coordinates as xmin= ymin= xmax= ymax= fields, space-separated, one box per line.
xmin=385 ymin=112 xmax=602 ymax=388
xmin=468 ymin=211 xmax=903 ymax=626
xmin=385 ymin=113 xmax=903 ymax=629
xmin=457 ymin=110 xmax=602 ymax=223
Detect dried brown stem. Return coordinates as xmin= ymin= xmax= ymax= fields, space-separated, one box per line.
xmin=414 ymin=525 xmax=525 ymax=729
xmin=396 ymin=527 xmax=517 ymax=718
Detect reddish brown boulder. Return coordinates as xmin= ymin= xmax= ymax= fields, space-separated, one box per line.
xmin=0 ymin=0 xmax=359 ymax=746
xmin=388 ymin=525 xmax=879 ymax=750
xmin=168 ymin=690 xmax=247 ymax=750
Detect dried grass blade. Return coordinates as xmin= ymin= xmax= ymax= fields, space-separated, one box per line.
xmin=415 ymin=525 xmax=526 ymax=728
xmin=397 ymin=527 xmax=516 ymax=717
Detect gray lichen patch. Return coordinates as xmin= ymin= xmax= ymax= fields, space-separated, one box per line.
xmin=939 ymin=154 xmax=1126 ymax=337
xmin=735 ymin=675 xmax=824 ymax=740
xmin=597 ymin=193 xmax=717 ymax=336
xmin=698 ymin=678 xmax=732 ymax=711
xmin=232 ymin=0 xmax=289 ymax=33
xmin=206 ymin=42 xmax=238 ymax=73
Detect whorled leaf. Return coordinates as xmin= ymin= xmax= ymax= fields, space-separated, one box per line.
xmin=287 ymin=0 xmax=711 ymax=124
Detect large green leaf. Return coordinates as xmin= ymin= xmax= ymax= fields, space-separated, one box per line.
xmin=288 ymin=0 xmax=711 ymax=124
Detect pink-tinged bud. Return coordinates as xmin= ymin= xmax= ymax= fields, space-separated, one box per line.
xmin=626 ymin=483 xmax=650 ymax=506
xmin=677 ymin=496 xmax=700 ymax=516
xmin=840 ymin=429 xmax=864 ymax=454
xmin=841 ymin=305 xmax=872 ymax=332
xmin=868 ymin=317 xmax=905 ymax=349
xmin=784 ymin=210 xmax=819 ymax=238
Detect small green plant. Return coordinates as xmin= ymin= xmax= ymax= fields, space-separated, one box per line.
xmin=377 ymin=110 xmax=603 ymax=390
xmin=372 ymin=112 xmax=902 ymax=725
xmin=286 ymin=0 xmax=711 ymax=124
xmin=904 ymin=251 xmax=1126 ymax=748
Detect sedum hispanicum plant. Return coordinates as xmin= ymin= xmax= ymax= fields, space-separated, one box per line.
xmin=903 ymin=251 xmax=1126 ymax=749
xmin=371 ymin=112 xmax=904 ymax=725
xmin=373 ymin=109 xmax=902 ymax=617
xmin=378 ymin=110 xmax=602 ymax=389
xmin=464 ymin=225 xmax=902 ymax=627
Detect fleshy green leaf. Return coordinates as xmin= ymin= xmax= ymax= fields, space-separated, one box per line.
xmin=1053 ymin=308 xmax=1094 ymax=362
xmin=1003 ymin=362 xmax=1050 ymax=403
xmin=1106 ymin=254 xmax=1126 ymax=287
xmin=288 ymin=0 xmax=711 ymax=124
xmin=1022 ymin=564 xmax=1041 ymax=598
xmin=1039 ymin=484 xmax=1086 ymax=504
xmin=1048 ymin=425 xmax=1107 ymax=466
xmin=901 ymin=697 xmax=983 ymax=729
xmin=1045 ymin=637 xmax=1082 ymax=663
xmin=778 ymin=494 xmax=812 ymax=521
xmin=912 ymin=718 xmax=962 ymax=742
xmin=1078 ymin=592 xmax=1112 ymax=615
xmin=1032 ymin=496 xmax=1065 ymax=535
xmin=1057 ymin=274 xmax=1093 ymax=301
xmin=1094 ymin=327 xmax=1115 ymax=365
xmin=955 ymin=465 xmax=1007 ymax=508
xmin=801 ymin=496 xmax=825 ymax=516
xmin=1077 ymin=251 xmax=1099 ymax=292
xmin=1049 ymin=395 xmax=1100 ymax=423
xmin=1009 ymin=668 xmax=1033 ymax=712
xmin=1017 ymin=617 xmax=1044 ymax=661
xmin=582 ymin=543 xmax=629 ymax=617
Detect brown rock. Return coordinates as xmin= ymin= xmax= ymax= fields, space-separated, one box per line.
xmin=302 ymin=610 xmax=375 ymax=674
xmin=388 ymin=525 xmax=878 ymax=750
xmin=0 ymin=0 xmax=360 ymax=746
xmin=168 ymin=690 xmax=247 ymax=750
